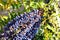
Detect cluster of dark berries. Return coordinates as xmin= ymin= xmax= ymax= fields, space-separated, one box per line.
xmin=0 ymin=8 xmax=44 ymax=40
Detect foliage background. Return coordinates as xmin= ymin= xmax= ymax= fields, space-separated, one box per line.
xmin=0 ymin=0 xmax=60 ymax=40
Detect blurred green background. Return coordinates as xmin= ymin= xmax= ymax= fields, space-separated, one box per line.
xmin=0 ymin=0 xmax=60 ymax=40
